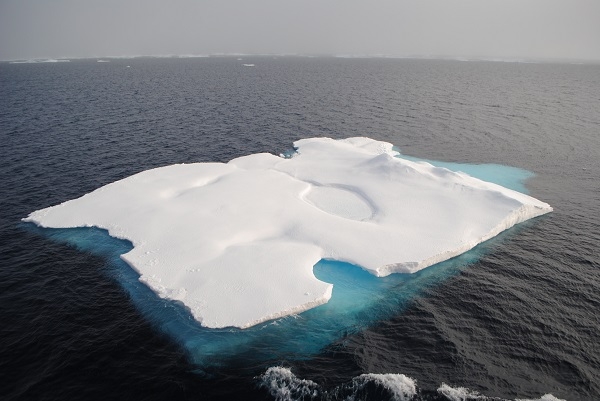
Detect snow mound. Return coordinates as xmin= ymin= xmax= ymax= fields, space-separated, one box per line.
xmin=24 ymin=137 xmax=552 ymax=329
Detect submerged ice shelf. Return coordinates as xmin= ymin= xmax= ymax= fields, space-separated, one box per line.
xmin=24 ymin=137 xmax=552 ymax=329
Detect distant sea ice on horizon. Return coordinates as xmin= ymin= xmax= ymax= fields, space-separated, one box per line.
xmin=23 ymin=137 xmax=552 ymax=329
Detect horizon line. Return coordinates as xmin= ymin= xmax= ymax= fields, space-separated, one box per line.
xmin=3 ymin=53 xmax=600 ymax=65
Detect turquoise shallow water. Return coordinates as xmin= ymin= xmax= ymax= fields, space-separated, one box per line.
xmin=396 ymin=149 xmax=534 ymax=195
xmin=23 ymin=154 xmax=534 ymax=369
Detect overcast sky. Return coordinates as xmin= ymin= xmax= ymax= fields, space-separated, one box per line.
xmin=1 ymin=0 xmax=599 ymax=61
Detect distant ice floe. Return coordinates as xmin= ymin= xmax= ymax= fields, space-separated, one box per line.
xmin=24 ymin=137 xmax=552 ymax=329
xmin=172 ymin=54 xmax=210 ymax=58
xmin=258 ymin=367 xmax=565 ymax=401
xmin=10 ymin=59 xmax=70 ymax=64
xmin=332 ymin=54 xmax=547 ymax=64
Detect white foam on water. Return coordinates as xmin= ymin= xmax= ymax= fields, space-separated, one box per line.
xmin=438 ymin=383 xmax=487 ymax=400
xmin=259 ymin=367 xmax=319 ymax=401
xmin=354 ymin=373 xmax=417 ymax=401
xmin=259 ymin=367 xmax=417 ymax=401
xmin=260 ymin=369 xmax=565 ymax=401
xmin=438 ymin=383 xmax=567 ymax=401
xmin=515 ymin=394 xmax=566 ymax=401
xmin=24 ymin=137 xmax=552 ymax=329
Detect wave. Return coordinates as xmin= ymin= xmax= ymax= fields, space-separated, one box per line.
xmin=259 ymin=367 xmax=416 ymax=401
xmin=258 ymin=367 xmax=565 ymax=401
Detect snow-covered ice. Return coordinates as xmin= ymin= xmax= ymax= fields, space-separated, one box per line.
xmin=24 ymin=137 xmax=552 ymax=329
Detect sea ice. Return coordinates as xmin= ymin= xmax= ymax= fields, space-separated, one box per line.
xmin=24 ymin=137 xmax=552 ymax=329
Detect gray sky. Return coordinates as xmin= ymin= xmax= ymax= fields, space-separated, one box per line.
xmin=1 ymin=0 xmax=599 ymax=61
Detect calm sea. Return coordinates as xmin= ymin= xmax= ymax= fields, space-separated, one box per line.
xmin=0 ymin=57 xmax=598 ymax=401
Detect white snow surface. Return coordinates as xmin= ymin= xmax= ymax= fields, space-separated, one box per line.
xmin=24 ymin=137 xmax=552 ymax=329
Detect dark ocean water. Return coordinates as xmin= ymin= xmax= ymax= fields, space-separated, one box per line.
xmin=1 ymin=57 xmax=599 ymax=401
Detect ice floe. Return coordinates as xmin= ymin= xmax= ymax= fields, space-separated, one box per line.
xmin=24 ymin=137 xmax=552 ymax=329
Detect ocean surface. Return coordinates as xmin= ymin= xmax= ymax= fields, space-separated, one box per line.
xmin=1 ymin=57 xmax=599 ymax=401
